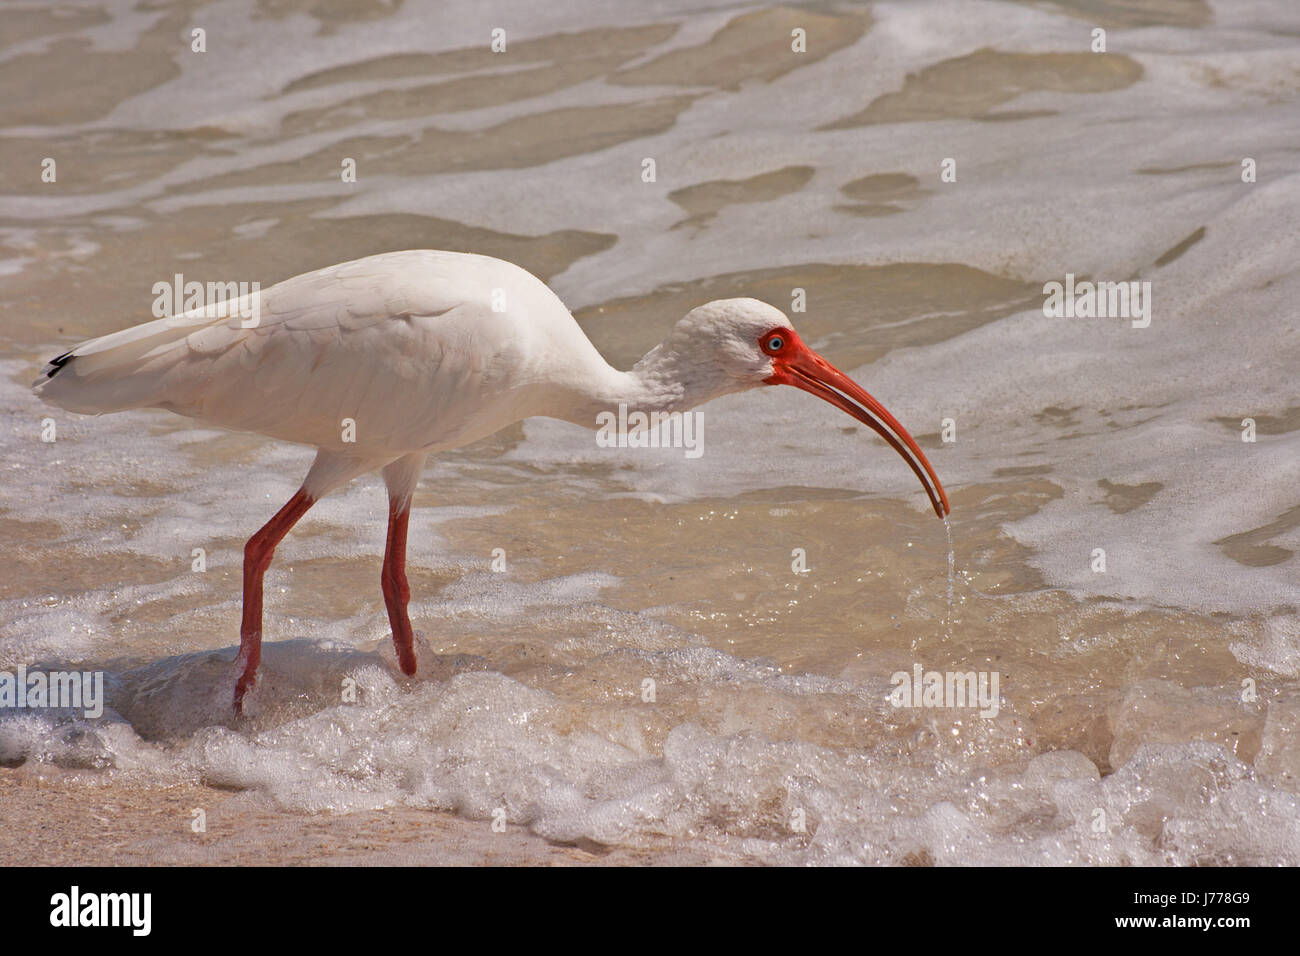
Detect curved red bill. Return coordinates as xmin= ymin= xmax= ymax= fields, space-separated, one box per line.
xmin=765 ymin=337 xmax=951 ymax=519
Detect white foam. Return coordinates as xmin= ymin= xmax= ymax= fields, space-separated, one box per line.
xmin=5 ymin=659 xmax=1297 ymax=863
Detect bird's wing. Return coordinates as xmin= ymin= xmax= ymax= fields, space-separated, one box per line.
xmin=36 ymin=251 xmax=549 ymax=454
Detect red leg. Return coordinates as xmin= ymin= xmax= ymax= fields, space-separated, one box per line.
xmin=234 ymin=488 xmax=315 ymax=712
xmin=381 ymin=500 xmax=417 ymax=676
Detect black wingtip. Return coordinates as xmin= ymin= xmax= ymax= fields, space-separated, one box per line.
xmin=43 ymin=350 xmax=74 ymax=378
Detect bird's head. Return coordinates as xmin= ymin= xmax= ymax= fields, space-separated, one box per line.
xmin=669 ymin=298 xmax=951 ymax=519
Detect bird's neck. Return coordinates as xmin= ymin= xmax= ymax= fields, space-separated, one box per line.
xmin=553 ymin=341 xmax=733 ymax=429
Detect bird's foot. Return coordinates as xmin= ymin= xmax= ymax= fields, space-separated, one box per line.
xmin=232 ymin=643 xmax=260 ymax=714
xmin=232 ymin=672 xmax=253 ymax=715
xmin=397 ymin=646 xmax=418 ymax=677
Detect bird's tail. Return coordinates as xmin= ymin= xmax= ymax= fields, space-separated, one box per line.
xmin=32 ymin=309 xmax=223 ymax=414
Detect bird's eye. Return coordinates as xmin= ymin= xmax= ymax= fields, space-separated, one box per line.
xmin=765 ymin=335 xmax=784 ymax=352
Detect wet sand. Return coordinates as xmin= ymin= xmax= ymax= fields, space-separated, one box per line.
xmin=0 ymin=769 xmax=721 ymax=866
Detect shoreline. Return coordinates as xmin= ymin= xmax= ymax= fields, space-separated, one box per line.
xmin=0 ymin=770 xmax=731 ymax=867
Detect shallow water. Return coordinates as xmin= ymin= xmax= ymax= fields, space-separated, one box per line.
xmin=2 ymin=0 xmax=1298 ymax=864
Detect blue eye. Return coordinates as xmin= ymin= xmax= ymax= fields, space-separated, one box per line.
xmin=766 ymin=336 xmax=783 ymax=351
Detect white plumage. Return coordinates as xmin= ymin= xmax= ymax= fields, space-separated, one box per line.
xmin=40 ymin=251 xmax=605 ymax=466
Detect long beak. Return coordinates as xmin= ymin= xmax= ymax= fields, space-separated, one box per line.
xmin=768 ymin=344 xmax=951 ymax=519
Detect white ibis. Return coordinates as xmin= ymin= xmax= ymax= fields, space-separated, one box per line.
xmin=33 ymin=250 xmax=950 ymax=712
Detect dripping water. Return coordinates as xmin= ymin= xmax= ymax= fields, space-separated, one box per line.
xmin=943 ymin=514 xmax=955 ymax=637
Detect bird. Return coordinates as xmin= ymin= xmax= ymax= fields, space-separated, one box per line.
xmin=33 ymin=250 xmax=950 ymax=713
